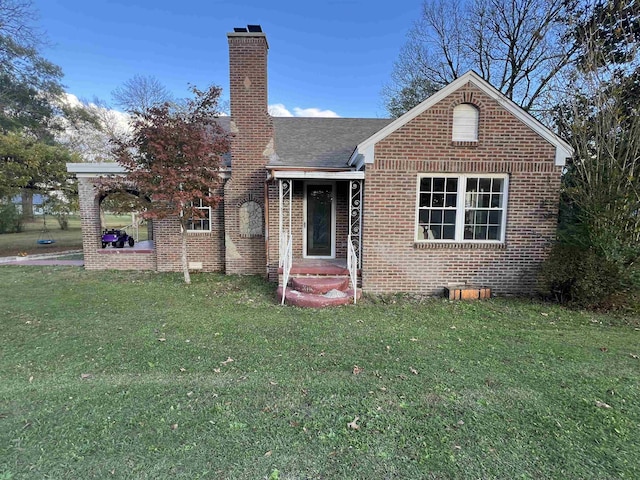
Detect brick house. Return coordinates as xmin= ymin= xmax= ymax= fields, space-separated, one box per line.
xmin=68 ymin=25 xmax=572 ymax=304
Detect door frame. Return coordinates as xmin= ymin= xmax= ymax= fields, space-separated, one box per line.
xmin=303 ymin=181 xmax=336 ymax=259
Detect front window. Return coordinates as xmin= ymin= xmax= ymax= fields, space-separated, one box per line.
xmin=187 ymin=198 xmax=211 ymax=232
xmin=416 ymin=174 xmax=508 ymax=242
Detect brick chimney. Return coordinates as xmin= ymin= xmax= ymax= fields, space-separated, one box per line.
xmin=224 ymin=25 xmax=273 ymax=275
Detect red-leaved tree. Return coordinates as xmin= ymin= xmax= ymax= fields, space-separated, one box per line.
xmin=103 ymin=85 xmax=229 ymax=284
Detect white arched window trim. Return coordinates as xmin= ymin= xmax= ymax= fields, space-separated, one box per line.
xmin=452 ymin=104 xmax=479 ymax=142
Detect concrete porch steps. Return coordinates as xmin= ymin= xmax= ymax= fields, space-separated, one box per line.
xmin=278 ymin=261 xmax=360 ymax=308
xmin=277 ymin=285 xmax=361 ymax=308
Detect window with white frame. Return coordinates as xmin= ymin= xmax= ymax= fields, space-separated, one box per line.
xmin=452 ymin=104 xmax=479 ymax=141
xmin=416 ymin=174 xmax=508 ymax=242
xmin=186 ymin=197 xmax=212 ymax=232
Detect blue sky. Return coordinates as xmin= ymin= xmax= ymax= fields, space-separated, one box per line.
xmin=34 ymin=0 xmax=423 ymax=118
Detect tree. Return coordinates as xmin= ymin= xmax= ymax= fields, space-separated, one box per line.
xmin=0 ymin=131 xmax=78 ymax=197
xmin=0 ymin=0 xmax=65 ymax=138
xmin=112 ymin=74 xmax=174 ymax=113
xmin=546 ymin=0 xmax=640 ymax=305
xmin=55 ymin=96 xmax=131 ymax=162
xmin=384 ymin=0 xmax=578 ymax=117
xmin=102 ymin=85 xmax=229 ymax=284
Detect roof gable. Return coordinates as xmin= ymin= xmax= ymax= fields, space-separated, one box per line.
xmin=349 ymin=71 xmax=573 ymax=168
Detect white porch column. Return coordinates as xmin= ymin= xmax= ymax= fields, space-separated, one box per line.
xmin=278 ymin=179 xmax=293 ymax=266
xmin=349 ymin=179 xmax=363 ymax=268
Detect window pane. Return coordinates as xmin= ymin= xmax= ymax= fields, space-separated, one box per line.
xmin=489 ymin=210 xmax=501 ymax=224
xmin=433 ymin=177 xmax=445 ymax=192
xmin=464 ymin=227 xmax=473 ymax=239
xmin=431 ymin=225 xmax=442 ymax=239
xmin=475 ymin=226 xmax=487 ymax=239
xmin=420 ymin=177 xmax=432 ymax=191
xmin=432 ymin=193 xmax=444 ymax=207
xmin=430 ymin=210 xmax=442 ymax=223
xmin=419 ymin=209 xmax=429 ymax=223
xmin=492 ymin=178 xmax=504 ymax=192
xmin=443 ymin=224 xmax=455 ymax=239
xmin=479 ymin=193 xmax=491 ymax=208
xmin=479 ymin=178 xmax=492 ymax=192
xmin=488 ymin=226 xmax=499 ymax=239
xmin=444 ymin=210 xmax=456 ymax=223
xmin=466 ymin=178 xmax=479 ymax=193
xmin=446 ymin=178 xmax=458 ymax=192
xmin=420 ymin=193 xmax=431 ymax=207
xmin=475 ymin=210 xmax=488 ymax=224
xmin=491 ymin=194 xmax=502 ymax=208
xmin=445 ymin=194 xmax=457 ymax=207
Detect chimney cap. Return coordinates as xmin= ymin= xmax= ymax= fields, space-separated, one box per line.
xmin=232 ymin=25 xmax=262 ymax=33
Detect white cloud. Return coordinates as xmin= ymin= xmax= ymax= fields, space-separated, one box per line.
xmin=268 ymin=103 xmax=294 ymax=117
xmin=292 ymin=107 xmax=340 ymax=118
xmin=269 ymin=103 xmax=340 ymax=118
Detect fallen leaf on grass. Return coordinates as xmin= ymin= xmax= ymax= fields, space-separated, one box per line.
xmin=170 ymin=423 xmax=178 ymax=430
xmin=80 ymin=373 xmax=93 ymax=380
xmin=187 ymin=391 xmax=194 ymax=397
xmin=221 ymin=357 xmax=234 ymax=365
xmin=599 ymin=347 xmax=608 ymax=352
xmin=595 ymin=400 xmax=612 ymax=409
xmin=347 ymin=416 xmax=360 ymax=430
xmin=264 ymin=451 xmax=272 ymax=457
xmin=157 ymin=338 xmax=166 ymax=342
xmin=409 ymin=367 xmax=419 ymax=375
xmin=410 ymin=338 xmax=418 ymax=342
xmin=28 ymin=376 xmax=33 ymax=383
xmin=213 ymin=368 xmax=221 ymax=373
xmin=179 ymin=368 xmax=186 ymax=372
xmin=353 ymin=365 xmax=363 ymax=375
xmin=629 ymin=353 xmax=638 ymax=359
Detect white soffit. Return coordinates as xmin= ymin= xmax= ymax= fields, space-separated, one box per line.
xmin=271 ymin=170 xmax=364 ymax=180
xmin=349 ymin=71 xmax=573 ymax=167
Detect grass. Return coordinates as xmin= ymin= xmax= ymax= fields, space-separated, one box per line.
xmin=1 ymin=267 xmax=639 ymax=479
xmin=0 ymin=214 xmax=145 ymax=257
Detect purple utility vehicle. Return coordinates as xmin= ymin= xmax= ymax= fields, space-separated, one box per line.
xmin=101 ymin=229 xmax=135 ymax=248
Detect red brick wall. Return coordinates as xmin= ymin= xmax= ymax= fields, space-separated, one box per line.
xmin=77 ymin=177 xmax=225 ymax=273
xmin=225 ymin=32 xmax=272 ymax=275
xmin=362 ymin=83 xmax=562 ymax=295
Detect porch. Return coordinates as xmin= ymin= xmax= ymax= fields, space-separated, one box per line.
xmin=270 ymin=173 xmax=364 ymax=307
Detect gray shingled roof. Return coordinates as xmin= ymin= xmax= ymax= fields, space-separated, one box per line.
xmin=269 ymin=117 xmax=392 ymax=169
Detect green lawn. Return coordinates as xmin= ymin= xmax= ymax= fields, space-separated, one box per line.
xmin=1 ymin=267 xmax=639 ymax=479
xmin=0 ymin=214 xmax=146 ymax=257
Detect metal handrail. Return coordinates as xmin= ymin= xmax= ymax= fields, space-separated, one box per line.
xmin=347 ymin=235 xmax=358 ymax=305
xmin=281 ymin=231 xmax=293 ymax=305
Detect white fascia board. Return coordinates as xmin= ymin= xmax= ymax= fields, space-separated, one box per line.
xmin=67 ymin=162 xmax=233 ymax=178
xmin=353 ymin=70 xmax=573 ymax=167
xmin=66 ymin=162 xmax=126 ymax=174
xmin=271 ymin=170 xmax=364 ymax=180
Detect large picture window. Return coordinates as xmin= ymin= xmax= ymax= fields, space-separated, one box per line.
xmin=416 ymin=174 xmax=508 ymax=243
xmin=187 ymin=198 xmax=211 ymax=232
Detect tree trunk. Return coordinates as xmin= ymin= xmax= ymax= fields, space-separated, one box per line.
xmin=21 ymin=190 xmax=34 ymax=220
xmin=181 ymin=227 xmax=191 ymax=284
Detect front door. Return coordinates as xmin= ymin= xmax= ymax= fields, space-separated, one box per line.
xmin=305 ymin=183 xmax=335 ymax=257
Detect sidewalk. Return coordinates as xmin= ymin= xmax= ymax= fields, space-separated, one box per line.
xmin=0 ymin=250 xmax=84 ymax=266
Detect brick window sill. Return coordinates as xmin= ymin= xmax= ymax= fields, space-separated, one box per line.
xmin=414 ymin=242 xmax=506 ymax=250
xmin=97 ymin=248 xmax=155 ymax=254
xmin=451 ymin=140 xmax=478 ymax=147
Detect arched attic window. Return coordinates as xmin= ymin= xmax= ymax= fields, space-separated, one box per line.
xmin=452 ymin=103 xmax=479 ymax=142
